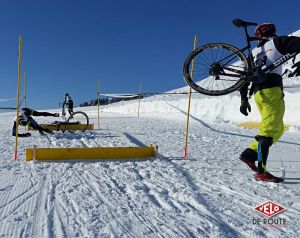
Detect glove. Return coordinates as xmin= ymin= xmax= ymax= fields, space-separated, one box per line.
xmin=62 ymin=111 xmax=66 ymax=116
xmin=240 ymin=100 xmax=251 ymax=116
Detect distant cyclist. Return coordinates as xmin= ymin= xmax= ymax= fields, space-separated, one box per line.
xmin=62 ymin=93 xmax=74 ymax=117
xmin=12 ymin=108 xmax=59 ymax=137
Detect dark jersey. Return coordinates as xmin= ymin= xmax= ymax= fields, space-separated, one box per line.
xmin=63 ymin=96 xmax=74 ymax=110
xmin=274 ymin=36 xmax=300 ymax=55
xmin=17 ymin=108 xmax=34 ymax=124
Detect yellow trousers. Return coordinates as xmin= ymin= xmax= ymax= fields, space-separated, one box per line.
xmin=248 ymin=87 xmax=285 ymax=152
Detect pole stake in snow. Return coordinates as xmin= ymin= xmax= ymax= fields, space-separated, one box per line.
xmin=14 ymin=35 xmax=23 ymax=161
xmin=24 ymin=72 xmax=27 ymax=131
xmin=137 ymin=81 xmax=142 ymax=118
xmin=24 ymin=72 xmax=27 ymax=108
xmin=97 ymin=80 xmax=100 ymax=129
xmin=184 ymin=35 xmax=197 ymax=159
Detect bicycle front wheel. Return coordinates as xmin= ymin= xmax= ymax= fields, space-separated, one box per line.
xmin=66 ymin=111 xmax=89 ymax=133
xmin=183 ymin=43 xmax=249 ymax=96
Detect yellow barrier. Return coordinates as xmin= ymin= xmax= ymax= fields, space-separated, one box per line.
xmin=28 ymin=123 xmax=94 ymax=131
xmin=237 ymin=122 xmax=291 ymax=130
xmin=26 ymin=145 xmax=158 ymax=161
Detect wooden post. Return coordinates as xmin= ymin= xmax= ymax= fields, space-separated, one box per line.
xmin=137 ymin=81 xmax=142 ymax=118
xmin=14 ymin=35 xmax=23 ymax=160
xmin=24 ymin=72 xmax=27 ymax=131
xmin=24 ymin=72 xmax=27 ymax=108
xmin=184 ymin=35 xmax=197 ymax=159
xmin=97 ymin=80 xmax=100 ymax=129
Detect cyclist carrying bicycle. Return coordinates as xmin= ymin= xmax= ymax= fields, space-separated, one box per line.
xmin=239 ymin=23 xmax=300 ymax=182
xmin=12 ymin=108 xmax=59 ymax=137
xmin=62 ymin=93 xmax=74 ymax=117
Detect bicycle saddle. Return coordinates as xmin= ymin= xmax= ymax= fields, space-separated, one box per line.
xmin=233 ymin=19 xmax=257 ymax=28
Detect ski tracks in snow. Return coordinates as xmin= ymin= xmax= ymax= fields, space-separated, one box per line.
xmin=1 ymin=114 xmax=300 ymax=237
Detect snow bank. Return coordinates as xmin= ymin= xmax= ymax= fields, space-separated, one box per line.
xmin=100 ymin=82 xmax=300 ymax=127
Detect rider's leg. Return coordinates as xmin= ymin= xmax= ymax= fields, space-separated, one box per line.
xmin=12 ymin=121 xmax=17 ymax=136
xmin=28 ymin=118 xmax=53 ymax=134
xmin=12 ymin=121 xmax=31 ymax=137
xmin=32 ymin=110 xmax=57 ymax=117
xmin=247 ymin=87 xmax=285 ymax=172
xmin=255 ymin=135 xmax=273 ymax=173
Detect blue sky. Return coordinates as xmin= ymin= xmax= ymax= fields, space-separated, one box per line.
xmin=0 ymin=0 xmax=299 ymax=109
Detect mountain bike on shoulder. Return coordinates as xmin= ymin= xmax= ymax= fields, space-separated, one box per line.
xmin=183 ymin=19 xmax=298 ymax=96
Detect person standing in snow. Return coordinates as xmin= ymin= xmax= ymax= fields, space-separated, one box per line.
xmin=239 ymin=23 xmax=300 ymax=182
xmin=12 ymin=108 xmax=59 ymax=137
xmin=62 ymin=93 xmax=74 ymax=117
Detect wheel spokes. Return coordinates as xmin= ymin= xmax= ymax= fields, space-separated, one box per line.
xmin=190 ymin=45 xmax=247 ymax=93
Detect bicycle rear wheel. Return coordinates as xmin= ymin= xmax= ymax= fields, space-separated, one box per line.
xmin=183 ymin=43 xmax=249 ymax=96
xmin=66 ymin=111 xmax=89 ymax=133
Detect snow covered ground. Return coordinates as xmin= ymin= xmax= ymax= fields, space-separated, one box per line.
xmin=1 ymin=78 xmax=300 ymax=237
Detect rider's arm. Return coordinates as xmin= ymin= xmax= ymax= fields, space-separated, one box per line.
xmin=274 ymin=36 xmax=300 ymax=55
xmin=12 ymin=121 xmax=16 ymax=136
xmin=62 ymin=99 xmax=66 ymax=115
xmin=62 ymin=99 xmax=66 ymax=110
xmin=239 ymin=82 xmax=251 ymax=116
xmin=239 ymin=82 xmax=250 ymax=101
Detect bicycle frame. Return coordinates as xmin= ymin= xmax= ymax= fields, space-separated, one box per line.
xmin=183 ymin=18 xmax=300 ymax=96
xmin=218 ymin=24 xmax=298 ymax=79
xmin=262 ymin=52 xmax=298 ymax=72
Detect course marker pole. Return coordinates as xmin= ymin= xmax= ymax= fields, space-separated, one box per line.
xmin=24 ymin=72 xmax=27 ymax=131
xmin=14 ymin=35 xmax=23 ymax=161
xmin=137 ymin=81 xmax=142 ymax=118
xmin=184 ymin=35 xmax=197 ymax=159
xmin=24 ymin=72 xmax=27 ymax=108
xmin=97 ymin=80 xmax=100 ymax=129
